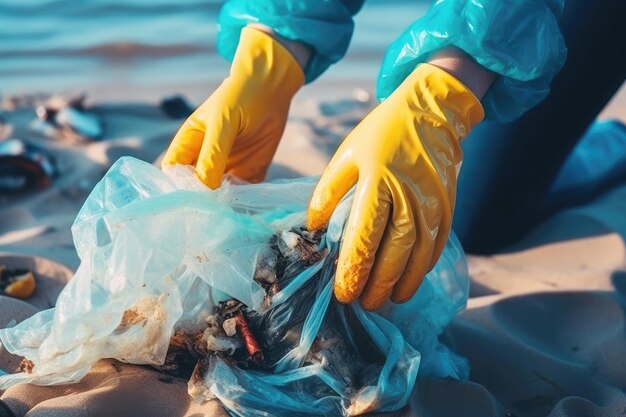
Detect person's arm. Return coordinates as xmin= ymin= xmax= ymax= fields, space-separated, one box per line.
xmin=428 ymin=46 xmax=495 ymax=101
xmin=218 ymin=0 xmax=365 ymax=83
xmin=378 ymin=0 xmax=567 ymax=122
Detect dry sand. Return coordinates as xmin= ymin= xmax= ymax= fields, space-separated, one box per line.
xmin=0 ymin=92 xmax=625 ymax=417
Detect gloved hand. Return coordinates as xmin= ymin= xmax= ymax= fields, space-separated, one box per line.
xmin=307 ymin=64 xmax=484 ymax=310
xmin=161 ymin=27 xmax=304 ymax=188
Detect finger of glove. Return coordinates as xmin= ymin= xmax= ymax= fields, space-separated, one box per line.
xmin=307 ymin=148 xmax=357 ymax=231
xmin=161 ymin=119 xmax=205 ymax=168
xmin=359 ymin=180 xmax=415 ymax=311
xmin=334 ymin=179 xmax=390 ymax=305
xmin=194 ymin=111 xmax=239 ymax=190
xmin=390 ymin=184 xmax=438 ymax=304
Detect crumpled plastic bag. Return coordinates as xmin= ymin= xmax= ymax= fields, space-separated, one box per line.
xmin=0 ymin=157 xmax=470 ymax=416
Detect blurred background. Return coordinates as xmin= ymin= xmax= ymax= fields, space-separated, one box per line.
xmin=0 ymin=0 xmax=427 ymax=103
xmin=1 ymin=0 xmax=623 ymax=117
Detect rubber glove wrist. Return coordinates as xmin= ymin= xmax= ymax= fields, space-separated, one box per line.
xmin=428 ymin=46 xmax=496 ymax=101
xmin=229 ymin=27 xmax=304 ymax=104
xmin=247 ymin=24 xmax=312 ymax=71
xmin=393 ymin=63 xmax=484 ymax=142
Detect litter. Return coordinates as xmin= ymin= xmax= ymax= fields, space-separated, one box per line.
xmin=0 ymin=139 xmax=57 ymax=193
xmin=160 ymin=95 xmax=195 ymax=119
xmin=32 ymin=94 xmax=103 ymax=141
xmin=0 ymin=265 xmax=36 ymax=299
xmin=0 ymin=157 xmax=470 ymax=415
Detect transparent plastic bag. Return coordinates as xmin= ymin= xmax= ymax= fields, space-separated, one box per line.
xmin=0 ymin=157 xmax=469 ymax=416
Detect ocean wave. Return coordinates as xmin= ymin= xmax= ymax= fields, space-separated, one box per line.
xmin=0 ymin=0 xmax=221 ymax=17
xmin=0 ymin=41 xmax=212 ymax=59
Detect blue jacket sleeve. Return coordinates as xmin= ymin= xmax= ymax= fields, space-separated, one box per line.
xmin=377 ymin=0 xmax=568 ymax=122
xmin=217 ymin=0 xmax=365 ymax=83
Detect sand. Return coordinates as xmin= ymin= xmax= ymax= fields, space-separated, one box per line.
xmin=0 ymin=93 xmax=625 ymax=417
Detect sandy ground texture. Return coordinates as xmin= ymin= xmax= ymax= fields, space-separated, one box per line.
xmin=0 ymin=96 xmax=625 ymax=417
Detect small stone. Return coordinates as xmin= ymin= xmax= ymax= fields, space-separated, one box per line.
xmin=18 ymin=358 xmax=34 ymax=373
xmin=222 ymin=318 xmax=237 ymax=337
xmin=4 ymin=271 xmax=36 ymax=299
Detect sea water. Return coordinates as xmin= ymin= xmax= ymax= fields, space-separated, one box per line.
xmin=0 ymin=0 xmax=428 ymax=101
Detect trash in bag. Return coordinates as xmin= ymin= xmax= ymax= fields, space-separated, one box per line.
xmin=32 ymin=94 xmax=103 ymax=141
xmin=0 ymin=157 xmax=470 ymax=416
xmin=0 ymin=138 xmax=57 ymax=193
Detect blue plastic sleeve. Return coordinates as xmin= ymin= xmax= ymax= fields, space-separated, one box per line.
xmin=217 ymin=0 xmax=365 ymax=83
xmin=376 ymin=0 xmax=567 ymax=122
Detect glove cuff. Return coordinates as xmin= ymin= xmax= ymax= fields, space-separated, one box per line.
xmin=401 ymin=63 xmax=485 ymax=141
xmin=231 ymin=27 xmax=305 ymax=102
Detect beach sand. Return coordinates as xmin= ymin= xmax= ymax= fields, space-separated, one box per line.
xmin=2 ymin=0 xmax=625 ymax=414
xmin=0 ymin=89 xmax=625 ymax=417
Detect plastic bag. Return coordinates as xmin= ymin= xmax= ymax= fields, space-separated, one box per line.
xmin=0 ymin=157 xmax=469 ymax=416
xmin=550 ymin=120 xmax=626 ymax=196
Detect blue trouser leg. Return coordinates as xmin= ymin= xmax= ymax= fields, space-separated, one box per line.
xmin=453 ymin=0 xmax=626 ymax=253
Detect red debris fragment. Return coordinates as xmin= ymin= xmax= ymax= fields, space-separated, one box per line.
xmin=235 ymin=311 xmax=263 ymax=363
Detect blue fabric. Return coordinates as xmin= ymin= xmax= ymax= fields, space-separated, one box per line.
xmin=217 ymin=0 xmax=364 ymax=83
xmin=377 ymin=0 xmax=567 ymax=122
xmin=550 ymin=120 xmax=626 ymax=196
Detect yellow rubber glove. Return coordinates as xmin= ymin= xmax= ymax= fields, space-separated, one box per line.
xmin=307 ymin=64 xmax=484 ymax=311
xmin=161 ymin=27 xmax=304 ymax=188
